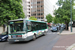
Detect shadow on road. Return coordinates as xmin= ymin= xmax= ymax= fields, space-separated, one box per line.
xmin=9 ymin=35 xmax=45 ymax=44
xmin=0 ymin=41 xmax=7 ymax=43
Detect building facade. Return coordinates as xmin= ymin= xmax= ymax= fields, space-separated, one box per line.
xmin=22 ymin=0 xmax=52 ymax=21
xmin=31 ymin=0 xmax=52 ymax=21
xmin=22 ymin=0 xmax=31 ymax=18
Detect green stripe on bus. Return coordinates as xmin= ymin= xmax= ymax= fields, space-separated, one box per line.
xmin=32 ymin=31 xmax=36 ymax=33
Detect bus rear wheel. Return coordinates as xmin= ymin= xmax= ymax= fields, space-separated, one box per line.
xmin=33 ymin=35 xmax=36 ymax=41
xmin=43 ymin=31 xmax=47 ymax=36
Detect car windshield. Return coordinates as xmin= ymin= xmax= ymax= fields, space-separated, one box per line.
xmin=52 ymin=26 xmax=57 ymax=29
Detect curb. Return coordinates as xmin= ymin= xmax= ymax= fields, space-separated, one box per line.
xmin=66 ymin=44 xmax=75 ymax=50
xmin=57 ymin=32 xmax=75 ymax=35
xmin=60 ymin=33 xmax=75 ymax=35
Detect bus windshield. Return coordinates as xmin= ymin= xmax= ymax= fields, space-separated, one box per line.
xmin=9 ymin=21 xmax=24 ymax=33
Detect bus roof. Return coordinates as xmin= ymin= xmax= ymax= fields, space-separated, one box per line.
xmin=26 ymin=20 xmax=46 ymax=23
xmin=9 ymin=19 xmax=47 ymax=23
xmin=9 ymin=19 xmax=24 ymax=22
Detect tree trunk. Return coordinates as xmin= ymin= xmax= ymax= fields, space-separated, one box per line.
xmin=65 ymin=23 xmax=68 ymax=30
xmin=3 ymin=24 xmax=6 ymax=32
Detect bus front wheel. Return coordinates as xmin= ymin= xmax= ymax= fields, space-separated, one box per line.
xmin=9 ymin=41 xmax=14 ymax=44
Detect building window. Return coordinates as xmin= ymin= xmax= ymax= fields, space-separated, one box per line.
xmin=37 ymin=13 xmax=43 ymax=15
xmin=28 ymin=15 xmax=30 ymax=17
xmin=37 ymin=10 xmax=40 ymax=12
xmin=37 ymin=2 xmax=40 ymax=3
xmin=37 ymin=17 xmax=40 ymax=19
xmin=29 ymin=8 xmax=30 ymax=10
xmin=37 ymin=13 xmax=40 ymax=15
xmin=41 ymin=9 xmax=44 ymax=11
xmin=41 ymin=20 xmax=44 ymax=21
xmin=41 ymin=5 xmax=43 ymax=7
xmin=28 ymin=12 xmax=30 ymax=14
xmin=31 ymin=14 xmax=33 ymax=16
xmin=28 ymin=2 xmax=30 ymax=3
xmin=33 ymin=14 xmax=36 ymax=16
xmin=37 ymin=6 xmax=41 ymax=8
xmin=41 ymin=13 xmax=43 ymax=15
xmin=41 ymin=17 xmax=44 ymax=19
xmin=28 ymin=5 xmax=30 ymax=7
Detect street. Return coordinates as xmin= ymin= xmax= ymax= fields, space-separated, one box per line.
xmin=1 ymin=0 xmax=75 ymax=50
xmin=0 ymin=29 xmax=60 ymax=50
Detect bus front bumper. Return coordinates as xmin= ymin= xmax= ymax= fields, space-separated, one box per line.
xmin=8 ymin=38 xmax=28 ymax=42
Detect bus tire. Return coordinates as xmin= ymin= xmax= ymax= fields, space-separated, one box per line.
xmin=33 ymin=34 xmax=36 ymax=41
xmin=43 ymin=31 xmax=47 ymax=36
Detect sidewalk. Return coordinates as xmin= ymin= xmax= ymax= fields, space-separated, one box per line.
xmin=59 ymin=27 xmax=75 ymax=35
xmin=52 ymin=34 xmax=75 ymax=50
xmin=52 ymin=27 xmax=75 ymax=50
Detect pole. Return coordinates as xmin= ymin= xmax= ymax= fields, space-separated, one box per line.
xmin=70 ymin=0 xmax=72 ymax=32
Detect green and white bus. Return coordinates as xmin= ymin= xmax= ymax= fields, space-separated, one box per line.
xmin=8 ymin=19 xmax=48 ymax=43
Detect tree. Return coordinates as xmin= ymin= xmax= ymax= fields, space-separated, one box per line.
xmin=73 ymin=1 xmax=75 ymax=20
xmin=53 ymin=17 xmax=60 ymax=24
xmin=29 ymin=16 xmax=37 ymax=20
xmin=0 ymin=0 xmax=25 ymax=26
xmin=54 ymin=0 xmax=72 ymax=30
xmin=46 ymin=14 xmax=53 ymax=23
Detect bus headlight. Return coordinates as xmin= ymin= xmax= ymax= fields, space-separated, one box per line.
xmin=22 ymin=34 xmax=27 ymax=38
xmin=8 ymin=35 xmax=11 ymax=39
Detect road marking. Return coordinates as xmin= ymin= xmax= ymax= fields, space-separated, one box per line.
xmin=66 ymin=44 xmax=75 ymax=50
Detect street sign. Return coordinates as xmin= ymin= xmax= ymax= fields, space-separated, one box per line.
xmin=73 ymin=6 xmax=75 ymax=9
xmin=69 ymin=21 xmax=73 ymax=24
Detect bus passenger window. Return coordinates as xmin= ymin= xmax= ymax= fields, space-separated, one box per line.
xmin=27 ymin=25 xmax=31 ymax=31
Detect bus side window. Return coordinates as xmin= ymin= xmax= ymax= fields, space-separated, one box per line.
xmin=27 ymin=25 xmax=31 ymax=32
xmin=27 ymin=21 xmax=31 ymax=32
xmin=31 ymin=22 xmax=33 ymax=31
xmin=31 ymin=22 xmax=36 ymax=31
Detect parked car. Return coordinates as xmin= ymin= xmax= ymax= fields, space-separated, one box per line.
xmin=0 ymin=32 xmax=8 ymax=41
xmin=56 ymin=24 xmax=60 ymax=31
xmin=50 ymin=26 xmax=58 ymax=32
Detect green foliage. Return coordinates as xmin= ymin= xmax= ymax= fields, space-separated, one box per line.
xmin=73 ymin=9 xmax=75 ymax=20
xmin=53 ymin=17 xmax=59 ymax=24
xmin=0 ymin=0 xmax=25 ymax=26
xmin=73 ymin=1 xmax=75 ymax=20
xmin=54 ymin=0 xmax=71 ymax=24
xmin=46 ymin=14 xmax=53 ymax=23
xmin=29 ymin=16 xmax=37 ymax=20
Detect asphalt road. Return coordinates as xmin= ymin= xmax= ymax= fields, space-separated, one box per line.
xmin=0 ymin=29 xmax=60 ymax=50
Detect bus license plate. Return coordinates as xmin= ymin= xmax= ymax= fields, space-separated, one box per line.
xmin=12 ymin=35 xmax=16 ymax=38
xmin=14 ymin=40 xmax=19 ymax=42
